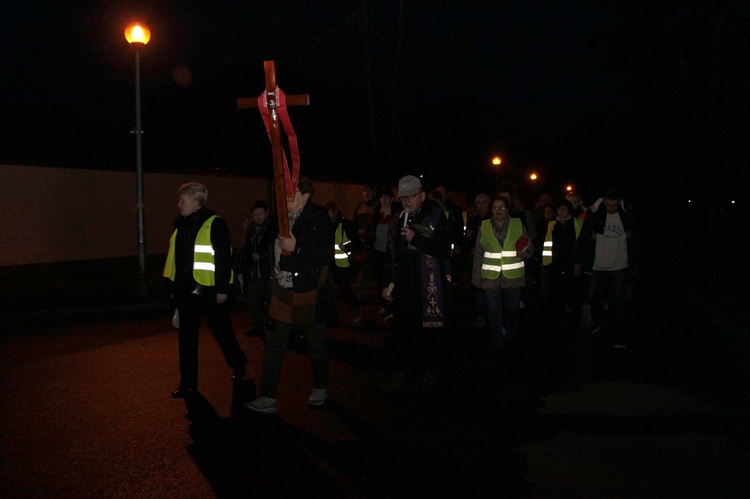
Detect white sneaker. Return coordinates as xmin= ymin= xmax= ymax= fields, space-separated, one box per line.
xmin=307 ymin=388 xmax=329 ymax=406
xmin=244 ymin=396 xmax=277 ymax=414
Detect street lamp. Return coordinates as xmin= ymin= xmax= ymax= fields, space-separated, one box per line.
xmin=125 ymin=22 xmax=151 ymax=297
xmin=530 ymin=173 xmax=538 ymax=199
xmin=491 ymin=156 xmax=502 ymax=190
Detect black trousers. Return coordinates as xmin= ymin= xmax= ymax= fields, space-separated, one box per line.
xmin=245 ymin=277 xmax=271 ymax=330
xmin=331 ymin=264 xmax=359 ymax=310
xmin=176 ymin=293 xmax=246 ymax=389
xmin=387 ymin=285 xmax=446 ymax=374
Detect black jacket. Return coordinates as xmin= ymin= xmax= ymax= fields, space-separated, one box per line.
xmin=547 ymin=218 xmax=578 ymax=270
xmin=383 ymin=199 xmax=452 ymax=294
xmin=278 ymin=202 xmax=337 ymax=322
xmin=239 ymin=215 xmax=278 ymax=279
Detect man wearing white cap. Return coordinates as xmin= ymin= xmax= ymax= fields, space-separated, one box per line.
xmin=380 ymin=175 xmax=452 ymax=392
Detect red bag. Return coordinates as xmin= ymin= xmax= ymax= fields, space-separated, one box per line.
xmin=515 ymin=236 xmax=531 ymax=254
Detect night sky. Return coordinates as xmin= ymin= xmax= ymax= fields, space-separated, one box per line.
xmin=1 ymin=1 xmax=748 ymax=206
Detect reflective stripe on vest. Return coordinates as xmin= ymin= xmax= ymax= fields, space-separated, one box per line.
xmin=162 ymin=215 xmax=234 ymax=285
xmin=192 ymin=217 xmax=218 ymax=284
xmin=479 ymin=218 xmax=525 ymax=279
xmin=542 ymin=218 xmax=582 ymax=266
xmin=334 ymin=222 xmax=350 ymax=268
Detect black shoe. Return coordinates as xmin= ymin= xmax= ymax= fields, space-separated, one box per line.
xmin=171 ymin=386 xmax=196 ymax=399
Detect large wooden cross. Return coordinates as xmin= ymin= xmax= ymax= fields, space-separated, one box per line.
xmin=237 ymin=61 xmax=310 ymax=248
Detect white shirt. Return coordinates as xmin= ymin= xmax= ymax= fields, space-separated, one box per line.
xmin=593 ymin=211 xmax=628 ymax=271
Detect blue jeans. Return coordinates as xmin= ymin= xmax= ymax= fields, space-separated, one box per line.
xmin=589 ymin=268 xmax=629 ymax=340
xmin=485 ymin=286 xmax=522 ymax=348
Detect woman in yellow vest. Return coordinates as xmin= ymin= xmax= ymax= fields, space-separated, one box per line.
xmin=542 ymin=199 xmax=583 ymax=331
xmin=471 ymin=196 xmax=534 ymax=351
xmin=163 ymin=182 xmax=247 ymax=399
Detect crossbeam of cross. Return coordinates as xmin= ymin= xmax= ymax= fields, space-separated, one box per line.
xmin=237 ymin=61 xmax=309 ymax=251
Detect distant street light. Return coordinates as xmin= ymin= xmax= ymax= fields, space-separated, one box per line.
xmin=566 ymin=184 xmax=573 ymax=192
xmin=530 ymin=173 xmax=538 ymax=199
xmin=125 ymin=22 xmax=151 ymax=297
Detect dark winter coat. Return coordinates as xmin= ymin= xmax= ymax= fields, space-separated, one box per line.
xmin=239 ymin=215 xmax=278 ymax=280
xmin=278 ymin=201 xmax=337 ymax=323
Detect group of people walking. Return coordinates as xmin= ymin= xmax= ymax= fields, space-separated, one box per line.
xmin=162 ymin=177 xmax=636 ymax=413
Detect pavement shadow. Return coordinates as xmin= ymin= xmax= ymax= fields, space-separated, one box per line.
xmin=183 ymin=379 xmax=345 ymax=497
xmin=182 ymin=392 xmax=535 ymax=497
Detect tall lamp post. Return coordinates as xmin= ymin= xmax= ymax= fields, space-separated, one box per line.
xmin=530 ymin=173 xmax=538 ymax=200
xmin=492 ymin=156 xmax=502 ymax=192
xmin=125 ymin=22 xmax=151 ymax=297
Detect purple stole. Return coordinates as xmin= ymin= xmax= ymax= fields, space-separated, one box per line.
xmin=421 ymin=250 xmax=444 ymax=328
xmin=414 ymin=207 xmax=445 ymax=328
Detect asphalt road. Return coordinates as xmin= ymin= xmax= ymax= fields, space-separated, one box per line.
xmin=1 ymin=290 xmax=749 ymax=497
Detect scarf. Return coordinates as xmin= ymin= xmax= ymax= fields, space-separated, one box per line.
xmin=275 ymin=208 xmax=302 ymax=288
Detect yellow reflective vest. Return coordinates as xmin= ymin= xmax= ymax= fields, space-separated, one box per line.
xmin=334 ymin=222 xmax=351 ymax=268
xmin=163 ymin=215 xmax=234 ymax=285
xmin=479 ymin=218 xmax=525 ymax=280
xmin=542 ymin=218 xmax=582 ymax=266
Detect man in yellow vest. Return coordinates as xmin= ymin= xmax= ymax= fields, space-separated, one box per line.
xmin=323 ymin=200 xmax=364 ymax=321
xmin=163 ymin=182 xmax=247 ymax=398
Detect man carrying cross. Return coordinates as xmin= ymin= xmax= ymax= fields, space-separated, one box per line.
xmin=245 ymin=177 xmax=336 ymax=413
xmin=239 ymin=61 xmax=337 ymax=413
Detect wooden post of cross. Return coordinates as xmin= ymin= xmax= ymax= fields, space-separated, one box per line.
xmin=237 ymin=60 xmax=310 ymax=249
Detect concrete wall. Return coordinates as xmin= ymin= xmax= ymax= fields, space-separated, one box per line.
xmin=1 ymin=164 xmax=364 ymax=267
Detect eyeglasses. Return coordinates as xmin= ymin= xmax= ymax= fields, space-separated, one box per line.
xmin=399 ymin=191 xmax=422 ymax=202
xmin=493 ymin=206 xmax=508 ymax=211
